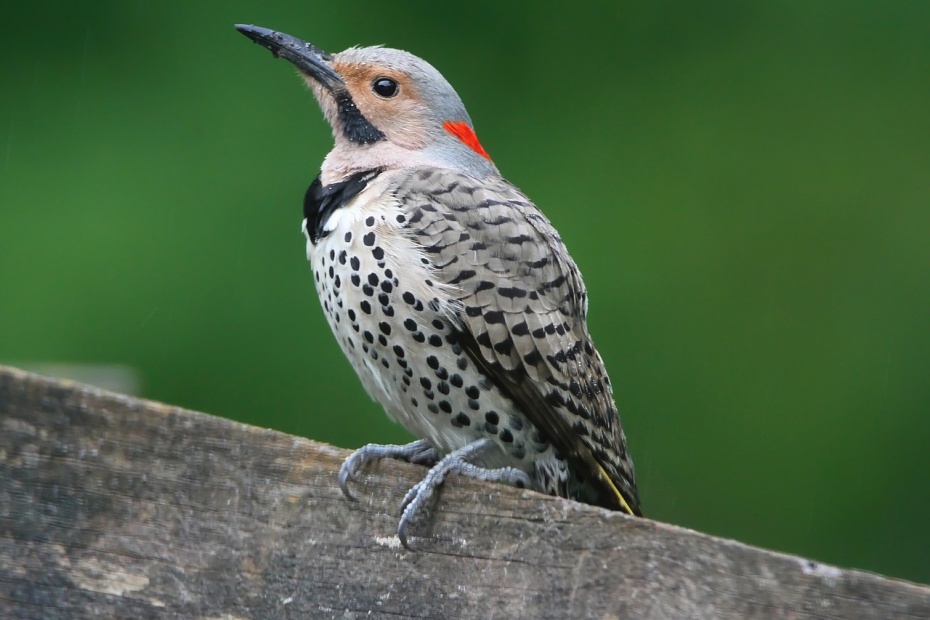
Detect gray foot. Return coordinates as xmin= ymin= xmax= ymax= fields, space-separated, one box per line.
xmin=339 ymin=439 xmax=439 ymax=499
xmin=397 ymin=438 xmax=532 ymax=549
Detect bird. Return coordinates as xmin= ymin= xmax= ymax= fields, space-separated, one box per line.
xmin=236 ymin=24 xmax=642 ymax=547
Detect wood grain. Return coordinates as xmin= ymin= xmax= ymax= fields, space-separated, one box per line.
xmin=1 ymin=365 xmax=927 ymax=619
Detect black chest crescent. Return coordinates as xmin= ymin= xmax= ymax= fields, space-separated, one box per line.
xmin=304 ymin=170 xmax=381 ymax=244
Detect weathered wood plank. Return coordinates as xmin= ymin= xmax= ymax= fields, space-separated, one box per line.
xmin=1 ymin=365 xmax=927 ymax=619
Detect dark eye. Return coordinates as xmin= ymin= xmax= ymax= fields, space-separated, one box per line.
xmin=372 ymin=77 xmax=399 ymax=98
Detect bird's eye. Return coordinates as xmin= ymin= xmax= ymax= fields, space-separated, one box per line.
xmin=372 ymin=77 xmax=399 ymax=98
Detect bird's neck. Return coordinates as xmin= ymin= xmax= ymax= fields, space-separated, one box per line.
xmin=320 ymin=139 xmax=500 ymax=186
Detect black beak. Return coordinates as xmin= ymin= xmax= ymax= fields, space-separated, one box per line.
xmin=235 ymin=24 xmax=343 ymax=91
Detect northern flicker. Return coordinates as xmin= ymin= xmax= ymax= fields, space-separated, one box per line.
xmin=237 ymin=24 xmax=642 ymax=546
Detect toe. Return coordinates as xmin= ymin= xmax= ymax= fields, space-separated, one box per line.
xmin=338 ymin=460 xmax=355 ymax=499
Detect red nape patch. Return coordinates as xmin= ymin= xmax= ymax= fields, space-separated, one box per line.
xmin=443 ymin=121 xmax=492 ymax=161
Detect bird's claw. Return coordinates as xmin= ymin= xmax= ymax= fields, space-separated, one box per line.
xmin=394 ymin=439 xmax=534 ymax=549
xmin=339 ymin=439 xmax=533 ymax=549
xmin=339 ymin=440 xmax=438 ymax=500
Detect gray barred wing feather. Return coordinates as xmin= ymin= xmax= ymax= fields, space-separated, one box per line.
xmin=393 ymin=167 xmax=641 ymax=515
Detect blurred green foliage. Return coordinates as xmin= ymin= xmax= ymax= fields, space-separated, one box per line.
xmin=1 ymin=1 xmax=928 ymax=584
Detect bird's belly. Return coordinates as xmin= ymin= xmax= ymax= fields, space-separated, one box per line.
xmin=304 ymin=200 xmax=558 ymax=475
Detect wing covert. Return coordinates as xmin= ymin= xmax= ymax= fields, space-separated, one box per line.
xmin=394 ymin=167 xmax=640 ymax=514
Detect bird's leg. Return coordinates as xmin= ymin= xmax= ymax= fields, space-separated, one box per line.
xmin=339 ymin=439 xmax=439 ymax=499
xmin=397 ymin=438 xmax=532 ymax=549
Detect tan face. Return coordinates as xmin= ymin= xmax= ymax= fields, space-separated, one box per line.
xmin=305 ymin=60 xmax=433 ymax=151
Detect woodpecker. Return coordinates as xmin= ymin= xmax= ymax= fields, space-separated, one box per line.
xmin=237 ymin=25 xmax=642 ymax=546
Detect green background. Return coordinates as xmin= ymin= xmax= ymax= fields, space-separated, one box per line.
xmin=2 ymin=2 xmax=928 ymax=584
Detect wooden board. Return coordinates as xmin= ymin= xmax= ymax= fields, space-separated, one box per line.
xmin=1 ymin=365 xmax=928 ymax=619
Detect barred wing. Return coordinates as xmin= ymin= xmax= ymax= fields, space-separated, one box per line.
xmin=394 ymin=168 xmax=640 ymax=515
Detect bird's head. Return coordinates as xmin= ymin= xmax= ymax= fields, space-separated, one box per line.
xmin=237 ymin=25 xmax=499 ymax=184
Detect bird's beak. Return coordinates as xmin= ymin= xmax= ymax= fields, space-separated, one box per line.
xmin=236 ymin=24 xmax=344 ymax=91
